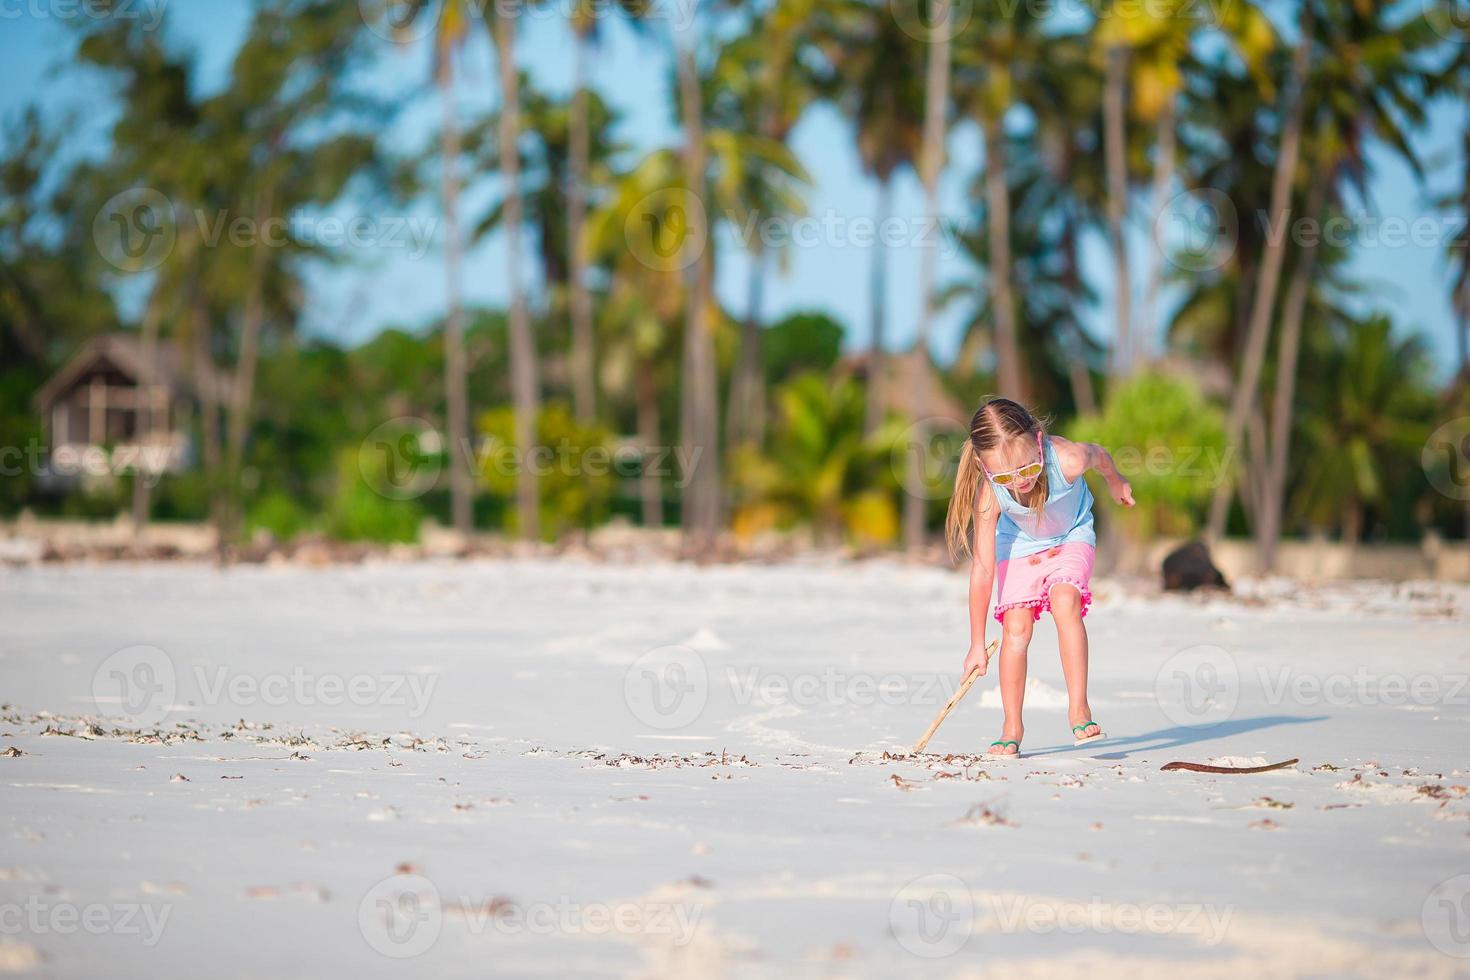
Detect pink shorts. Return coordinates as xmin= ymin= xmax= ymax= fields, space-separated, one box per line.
xmin=994 ymin=542 xmax=1095 ymax=623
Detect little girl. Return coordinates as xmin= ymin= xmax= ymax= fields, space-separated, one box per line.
xmin=946 ymin=398 xmax=1134 ymax=757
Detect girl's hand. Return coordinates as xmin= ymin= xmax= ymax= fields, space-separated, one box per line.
xmin=1109 ymin=477 xmax=1135 ymax=508
xmin=961 ymin=640 xmax=991 ymax=679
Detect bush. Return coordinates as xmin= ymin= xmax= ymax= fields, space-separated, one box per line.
xmin=247 ymin=491 xmax=311 ymax=542
xmin=325 ymin=447 xmax=422 ymax=543
xmin=477 ymin=402 xmax=613 ymax=540
xmin=1067 ymin=373 xmax=1226 ymax=538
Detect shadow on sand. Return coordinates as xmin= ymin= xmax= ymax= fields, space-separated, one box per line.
xmin=1019 ymin=714 xmax=1330 ymax=762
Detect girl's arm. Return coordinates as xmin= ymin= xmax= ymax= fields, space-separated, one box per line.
xmin=961 ymin=480 xmax=1000 ymax=677
xmin=1052 ymin=436 xmax=1135 ymax=508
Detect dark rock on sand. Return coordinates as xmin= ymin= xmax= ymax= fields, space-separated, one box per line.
xmin=1161 ymin=539 xmax=1229 ymax=592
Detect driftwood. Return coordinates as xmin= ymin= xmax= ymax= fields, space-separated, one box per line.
xmin=912 ymin=640 xmax=1000 ymax=754
xmin=1160 ymin=758 xmax=1299 ymax=774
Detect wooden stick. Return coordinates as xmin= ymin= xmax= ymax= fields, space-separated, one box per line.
xmin=1160 ymin=758 xmax=1299 ymax=774
xmin=911 ymin=640 xmax=999 ymax=754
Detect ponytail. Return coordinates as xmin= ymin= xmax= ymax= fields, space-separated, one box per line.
xmin=946 ymin=441 xmax=984 ymax=561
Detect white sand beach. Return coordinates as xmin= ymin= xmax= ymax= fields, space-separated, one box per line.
xmin=2 ymin=558 xmax=1468 ymax=977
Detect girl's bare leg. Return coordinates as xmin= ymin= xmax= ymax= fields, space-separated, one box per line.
xmin=1050 ymin=584 xmax=1098 ymax=739
xmin=988 ymin=607 xmax=1034 ymax=755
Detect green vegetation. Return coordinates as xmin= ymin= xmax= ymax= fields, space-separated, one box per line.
xmin=3 ymin=0 xmax=1469 ymax=569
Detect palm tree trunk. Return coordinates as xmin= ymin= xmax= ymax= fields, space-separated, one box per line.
xmin=438 ymin=58 xmax=474 ymax=538
xmin=495 ymin=14 xmax=541 ymax=541
xmin=130 ymin=281 xmax=165 ymax=535
xmin=568 ymin=28 xmax=597 ymax=425
xmin=189 ymin=294 xmax=224 ymax=560
xmin=864 ymin=176 xmax=892 ymax=436
xmin=1206 ymin=13 xmax=1312 ymax=542
xmin=982 ymin=108 xmax=1023 ymax=402
xmin=1104 ymin=42 xmax=1133 ymax=381
xmin=1141 ymin=96 xmax=1177 ymax=368
xmin=636 ymin=356 xmax=663 ymax=528
xmin=677 ymin=42 xmax=720 ymax=550
xmin=904 ymin=0 xmax=952 ymax=553
xmin=1060 ymin=209 xmax=1098 ymax=415
xmin=727 ymin=245 xmax=768 ymax=449
xmin=1258 ymin=173 xmax=1328 ymax=572
xmin=224 ymin=186 xmax=275 ymax=545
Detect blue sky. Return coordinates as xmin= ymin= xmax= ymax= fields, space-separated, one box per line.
xmin=1 ymin=0 xmax=1464 ymax=382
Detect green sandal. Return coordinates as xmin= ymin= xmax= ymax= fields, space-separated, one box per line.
xmin=1072 ymin=721 xmax=1105 ymax=746
xmin=987 ymin=739 xmax=1021 ymax=757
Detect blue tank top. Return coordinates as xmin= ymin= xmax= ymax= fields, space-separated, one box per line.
xmin=992 ymin=437 xmax=1096 ymax=561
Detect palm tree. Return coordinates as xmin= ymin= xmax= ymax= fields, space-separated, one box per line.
xmin=819 ymin=0 xmax=924 ymax=435
xmin=708 ymin=9 xmax=821 ymax=452
xmin=1292 ymin=315 xmax=1436 ymax=545
xmin=1132 ymin=1 xmax=1274 ymax=366
xmin=1096 ymin=11 xmax=1134 ymax=381
xmin=1254 ymin=2 xmax=1437 ymax=568
xmin=903 ymin=0 xmax=954 ymax=550
xmin=567 ymin=0 xmax=649 ymax=425
xmin=1205 ymin=6 xmax=1313 ymax=542
xmin=481 ymin=8 xmax=542 ymax=542
xmin=73 ymin=20 xmax=204 ymax=535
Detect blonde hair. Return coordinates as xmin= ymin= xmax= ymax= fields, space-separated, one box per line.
xmin=945 ymin=397 xmax=1049 ymax=560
